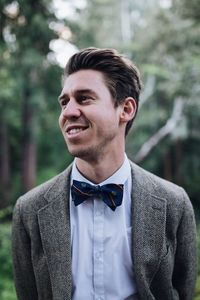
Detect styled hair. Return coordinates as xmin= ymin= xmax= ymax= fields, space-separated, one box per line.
xmin=64 ymin=47 xmax=142 ymax=135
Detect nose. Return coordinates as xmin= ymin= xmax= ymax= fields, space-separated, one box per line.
xmin=62 ymin=98 xmax=81 ymax=119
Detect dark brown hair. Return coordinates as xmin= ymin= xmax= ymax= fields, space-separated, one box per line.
xmin=64 ymin=47 xmax=142 ymax=135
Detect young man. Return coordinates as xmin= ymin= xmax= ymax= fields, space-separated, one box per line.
xmin=12 ymin=48 xmax=197 ymax=300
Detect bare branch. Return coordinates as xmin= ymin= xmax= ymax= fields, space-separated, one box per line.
xmin=139 ymin=75 xmax=156 ymax=108
xmin=120 ymin=0 xmax=132 ymax=43
xmin=134 ymin=98 xmax=184 ymax=163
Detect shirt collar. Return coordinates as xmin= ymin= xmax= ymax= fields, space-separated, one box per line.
xmin=71 ymin=154 xmax=131 ymax=186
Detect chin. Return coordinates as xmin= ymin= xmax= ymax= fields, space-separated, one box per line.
xmin=68 ymin=146 xmax=100 ymax=162
xmin=67 ymin=147 xmax=89 ymax=159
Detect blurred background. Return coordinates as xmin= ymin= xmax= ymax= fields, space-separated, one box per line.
xmin=0 ymin=0 xmax=200 ymax=298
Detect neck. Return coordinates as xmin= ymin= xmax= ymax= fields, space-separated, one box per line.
xmin=75 ymin=151 xmax=125 ymax=184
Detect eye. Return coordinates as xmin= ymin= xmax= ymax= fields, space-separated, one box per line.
xmin=60 ymin=99 xmax=68 ymax=107
xmin=77 ymin=95 xmax=93 ymax=103
xmin=78 ymin=95 xmax=88 ymax=102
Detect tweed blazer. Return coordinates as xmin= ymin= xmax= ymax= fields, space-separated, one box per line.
xmin=12 ymin=161 xmax=197 ymax=300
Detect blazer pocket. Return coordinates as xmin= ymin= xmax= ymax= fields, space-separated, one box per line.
xmin=150 ymin=244 xmax=171 ymax=286
xmin=150 ymin=245 xmax=174 ymax=298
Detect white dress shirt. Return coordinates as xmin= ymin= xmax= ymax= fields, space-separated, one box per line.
xmin=70 ymin=155 xmax=138 ymax=300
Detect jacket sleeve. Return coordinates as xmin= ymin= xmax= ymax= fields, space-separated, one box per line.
xmin=12 ymin=198 xmax=38 ymax=300
xmin=172 ymin=189 xmax=197 ymax=300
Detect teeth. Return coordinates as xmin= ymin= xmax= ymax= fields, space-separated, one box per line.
xmin=68 ymin=128 xmax=84 ymax=135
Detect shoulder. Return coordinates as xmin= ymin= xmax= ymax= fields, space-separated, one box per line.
xmin=129 ymin=160 xmax=193 ymax=212
xmin=15 ymin=165 xmax=72 ymax=213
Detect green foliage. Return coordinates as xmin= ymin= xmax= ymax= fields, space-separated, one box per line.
xmin=194 ymin=224 xmax=200 ymax=299
xmin=195 ymin=276 xmax=200 ymax=299
xmin=0 ymin=0 xmax=73 ymax=202
xmin=0 ymin=223 xmax=16 ymax=300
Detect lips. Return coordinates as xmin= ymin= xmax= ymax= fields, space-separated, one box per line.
xmin=65 ymin=124 xmax=89 ymax=136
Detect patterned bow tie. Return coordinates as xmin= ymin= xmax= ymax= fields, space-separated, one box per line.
xmin=71 ymin=180 xmax=124 ymax=211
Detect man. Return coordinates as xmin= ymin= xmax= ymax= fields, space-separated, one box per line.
xmin=12 ymin=47 xmax=197 ymax=300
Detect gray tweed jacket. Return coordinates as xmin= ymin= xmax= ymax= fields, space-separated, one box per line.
xmin=12 ymin=161 xmax=197 ymax=300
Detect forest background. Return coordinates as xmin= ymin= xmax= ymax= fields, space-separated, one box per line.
xmin=0 ymin=0 xmax=200 ymax=299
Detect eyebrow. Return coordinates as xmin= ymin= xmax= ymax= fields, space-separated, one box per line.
xmin=58 ymin=89 xmax=98 ymax=102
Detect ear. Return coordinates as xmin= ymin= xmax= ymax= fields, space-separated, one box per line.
xmin=119 ymin=97 xmax=137 ymax=123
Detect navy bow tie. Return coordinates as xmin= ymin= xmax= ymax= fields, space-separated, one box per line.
xmin=71 ymin=180 xmax=124 ymax=211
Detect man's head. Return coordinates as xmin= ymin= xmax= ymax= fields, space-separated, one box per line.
xmin=64 ymin=47 xmax=142 ymax=136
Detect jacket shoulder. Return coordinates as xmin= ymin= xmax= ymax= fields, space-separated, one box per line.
xmin=15 ymin=165 xmax=72 ymax=212
xmin=129 ymin=160 xmax=191 ymax=209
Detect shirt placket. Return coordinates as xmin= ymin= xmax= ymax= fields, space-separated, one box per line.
xmin=93 ymin=195 xmax=105 ymax=300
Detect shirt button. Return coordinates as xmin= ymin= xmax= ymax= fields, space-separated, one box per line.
xmin=95 ymin=252 xmax=101 ymax=260
xmin=95 ymin=210 xmax=102 ymax=217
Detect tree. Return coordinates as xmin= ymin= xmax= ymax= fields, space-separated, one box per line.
xmin=0 ymin=0 xmax=18 ymax=209
xmin=126 ymin=0 xmax=200 ymax=207
xmin=0 ymin=0 xmax=64 ymax=206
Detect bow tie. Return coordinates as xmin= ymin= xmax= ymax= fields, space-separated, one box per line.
xmin=71 ymin=180 xmax=124 ymax=211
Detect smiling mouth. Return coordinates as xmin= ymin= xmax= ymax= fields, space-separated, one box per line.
xmin=66 ymin=125 xmax=89 ymax=136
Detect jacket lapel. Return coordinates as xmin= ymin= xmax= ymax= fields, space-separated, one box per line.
xmin=37 ymin=166 xmax=72 ymax=300
xmin=130 ymin=162 xmax=167 ymax=292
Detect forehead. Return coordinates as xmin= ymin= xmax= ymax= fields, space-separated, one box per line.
xmin=62 ymin=69 xmax=108 ymax=93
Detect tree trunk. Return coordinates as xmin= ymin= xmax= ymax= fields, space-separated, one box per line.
xmin=134 ymin=98 xmax=184 ymax=163
xmin=163 ymin=150 xmax=172 ymax=181
xmin=21 ymin=85 xmax=36 ymax=193
xmin=175 ymin=139 xmax=182 ymax=185
xmin=0 ymin=112 xmax=10 ymax=209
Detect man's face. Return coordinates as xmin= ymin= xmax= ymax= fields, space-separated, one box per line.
xmin=58 ymin=69 xmax=125 ymax=162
